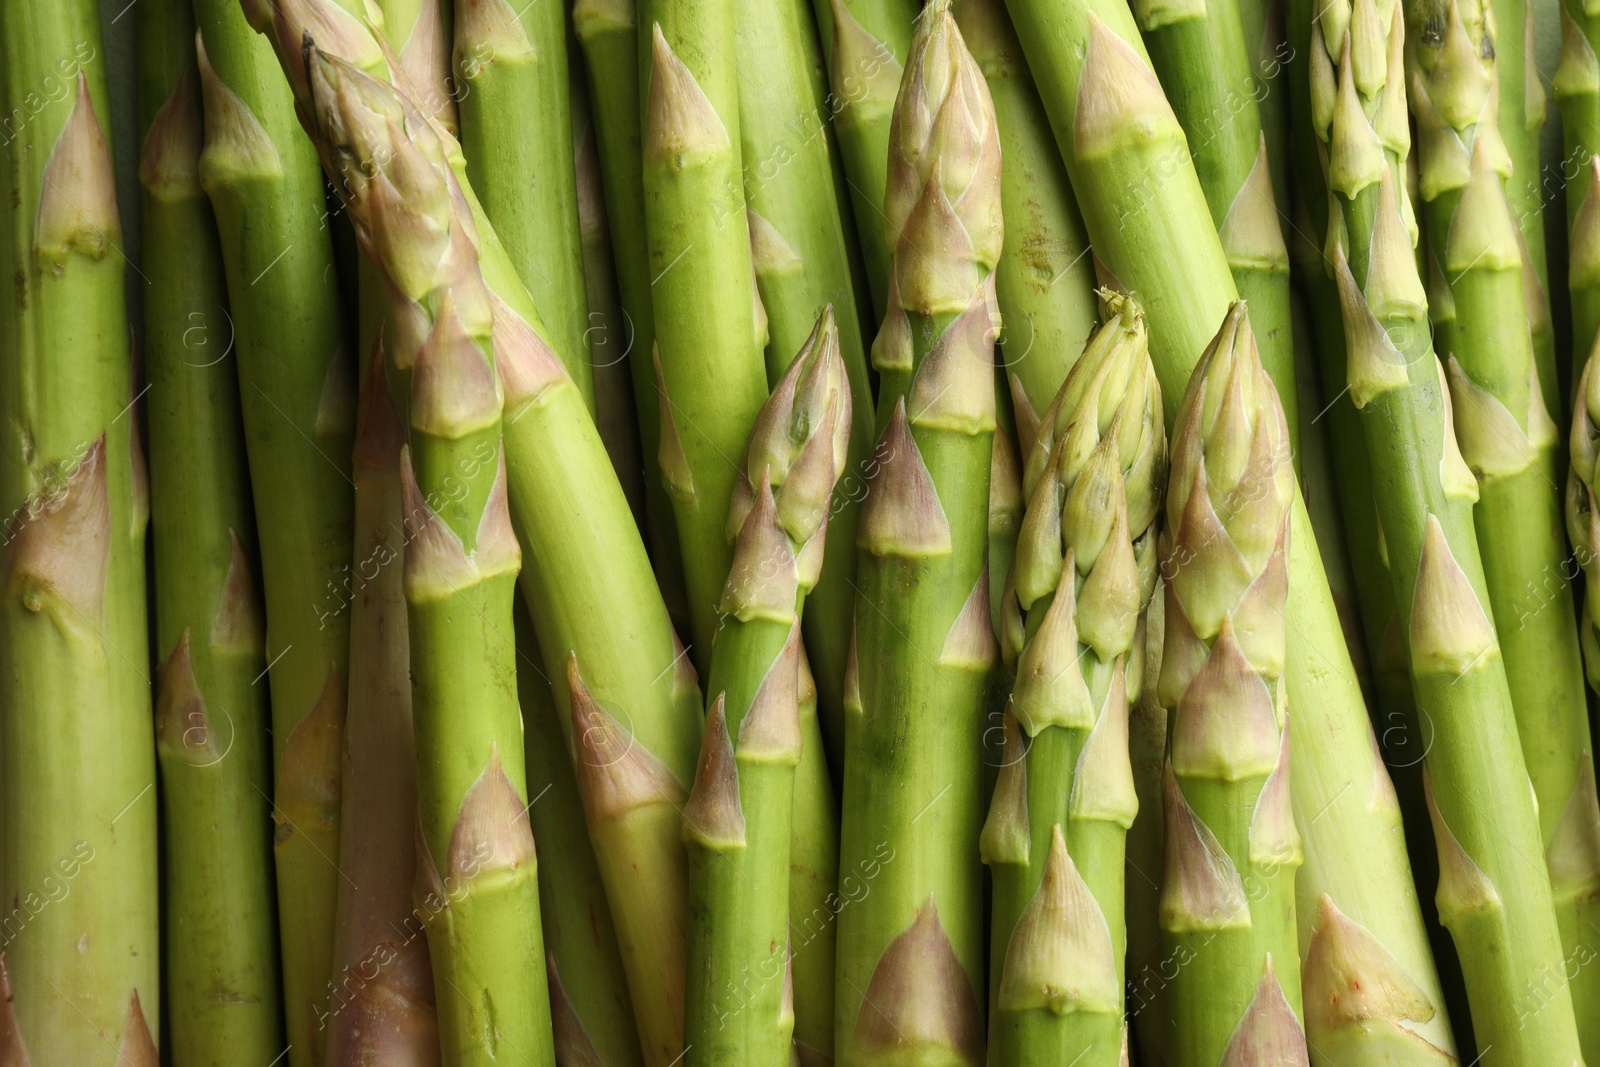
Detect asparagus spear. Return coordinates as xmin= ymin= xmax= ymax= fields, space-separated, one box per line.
xmin=138 ymin=4 xmax=281 ymax=1061
xmin=684 ymin=311 xmax=852 ymax=1066
xmin=0 ymin=5 xmax=159 ymax=1062
xmin=1007 ymin=1 xmax=1457 ymax=1057
xmin=1559 ymin=351 xmax=1600 ymax=1058
xmin=1410 ymin=6 xmax=1600 ymax=1055
xmin=638 ymin=0 xmax=772 ymax=668
xmin=1238 ymin=0 xmax=1292 ymax=210
xmin=298 ymin=47 xmax=556 ymax=1065
xmin=809 ymin=0 xmax=922 ymax=317
xmin=453 ymin=0 xmax=596 ymax=410
xmin=790 ymin=639 xmax=842 ymax=1067
xmin=571 ymin=0 xmax=693 ymax=628
xmin=984 ymin=295 xmax=1163 ymax=1065
xmin=835 ymin=6 xmax=1000 ymax=1061
xmin=324 ymin=341 xmax=442 ymax=1065
xmin=1158 ymin=304 xmax=1306 ymax=1065
xmin=1309 ymin=0 xmax=1585 ymax=1054
xmin=951 ymin=0 xmax=1099 ymax=442
xmin=249 ymin=9 xmax=705 ymax=1060
xmin=191 ymin=4 xmax=355 ymax=1054
xmin=1135 ymin=0 xmax=1300 ymax=450
xmin=1574 ymin=158 xmax=1600 ymax=384
xmin=573 ymin=64 xmax=648 ymax=527
xmin=1123 ymin=581 xmax=1168 ymax=1065
xmin=514 ymin=607 xmax=644 ymax=1067
xmin=735 ymin=0 xmax=876 ymax=771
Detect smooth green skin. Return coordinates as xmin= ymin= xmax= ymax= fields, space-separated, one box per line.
xmin=809 ymin=0 xmax=921 ymax=319
xmin=573 ymin=62 xmax=649 ymax=528
xmin=790 ymin=659 xmax=842 ymax=1065
xmin=454 ymin=0 xmax=596 ymax=413
xmin=1005 ymin=0 xmax=1237 ymax=409
xmin=1138 ymin=0 xmax=1299 ymax=455
xmin=1423 ymin=168 xmax=1600 ymax=1061
xmin=1482 ymin=0 xmax=1559 ymax=411
xmin=952 ymin=0 xmax=1099 ymax=425
xmin=685 ymin=611 xmax=800 ymax=1067
xmin=0 ymin=3 xmax=159 ymax=1060
xmin=736 ymin=0 xmax=876 ymax=781
xmin=192 ymin=4 xmax=354 ymax=1057
xmin=514 ymin=607 xmax=643 ymax=1067
xmin=1337 ymin=175 xmax=1584 ymax=1063
xmin=638 ymin=0 xmax=770 ymax=670
xmin=836 ymin=316 xmax=993 ymax=1066
xmin=138 ymin=6 xmax=283 ymax=1060
xmin=988 ymin=618 xmax=1126 ymax=1065
xmin=502 ymin=370 xmax=701 ymax=1067
xmin=572 ymin=0 xmax=693 ymax=629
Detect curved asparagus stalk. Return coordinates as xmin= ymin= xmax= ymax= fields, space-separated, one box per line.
xmin=835 ymin=6 xmax=1000 ymax=1062
xmin=1158 ymin=304 xmax=1306 ymax=1065
xmin=1411 ymin=7 xmax=1600 ymax=1055
xmin=684 ymin=311 xmax=851 ymax=1066
xmin=1311 ymin=0 xmax=1585 ymax=1055
xmin=1559 ymin=351 xmax=1600 ymax=1058
xmin=639 ymin=0 xmax=771 ymax=668
xmin=138 ymin=5 xmax=282 ymax=1061
xmin=453 ymin=0 xmax=595 ymax=410
xmin=298 ymin=48 xmax=556 ymax=1065
xmin=247 ymin=9 xmax=706 ymax=1062
xmin=191 ymin=4 xmax=356 ymax=1054
xmin=984 ymin=295 xmax=1163 ymax=1065
xmin=1135 ymin=0 xmax=1300 ymax=451
xmin=808 ymin=0 xmax=921 ymax=317
xmin=0 ymin=4 xmax=160 ymax=1062
xmin=951 ymin=0 xmax=1099 ymax=439
xmin=571 ymin=0 xmax=692 ymax=628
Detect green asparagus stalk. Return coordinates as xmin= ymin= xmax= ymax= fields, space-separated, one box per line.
xmin=453 ymin=0 xmax=595 ymax=410
xmin=684 ymin=312 xmax=852 ymax=1066
xmin=790 ymin=639 xmax=842 ymax=1067
xmin=836 ymin=6 xmax=1000 ymax=1061
xmin=984 ymin=294 xmax=1163 ymax=1065
xmin=1158 ymin=303 xmax=1306 ymax=1065
xmin=1238 ymin=0 xmax=1292 ymax=210
xmin=809 ymin=0 xmax=922 ymax=317
xmin=1009 ymin=1 xmax=1458 ymax=1058
xmin=191 ymin=4 xmax=355 ymax=1055
xmin=298 ymin=47 xmax=556 ymax=1065
xmin=1135 ymin=0 xmax=1300 ymax=450
xmin=1558 ymin=350 xmax=1600 ymax=1057
xmin=1124 ymin=580 xmax=1168 ymax=1065
xmin=1410 ymin=6 xmax=1600 ymax=1057
xmin=250 ymin=7 xmax=707 ymax=1064
xmin=138 ymin=5 xmax=282 ymax=1061
xmin=951 ymin=0 xmax=1100 ymax=440
xmin=514 ymin=607 xmax=644 ymax=1067
xmin=571 ymin=0 xmax=692 ymax=629
xmin=1310 ymin=0 xmax=1585 ymax=1054
xmin=638 ymin=0 xmax=771 ymax=667
xmin=1575 ymin=158 xmax=1600 ymax=383
xmin=0 ymin=4 xmax=159 ymax=1061
xmin=573 ymin=63 xmax=648 ymax=526
xmin=735 ymin=0 xmax=876 ymax=770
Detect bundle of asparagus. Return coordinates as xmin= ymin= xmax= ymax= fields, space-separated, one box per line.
xmin=12 ymin=0 xmax=1600 ymax=1063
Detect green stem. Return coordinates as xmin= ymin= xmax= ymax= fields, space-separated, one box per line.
xmin=139 ymin=4 xmax=282 ymax=1061
xmin=454 ymin=0 xmax=596 ymax=412
xmin=192 ymin=6 xmax=355 ymax=1056
xmin=375 ymin=0 xmax=458 ymax=130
